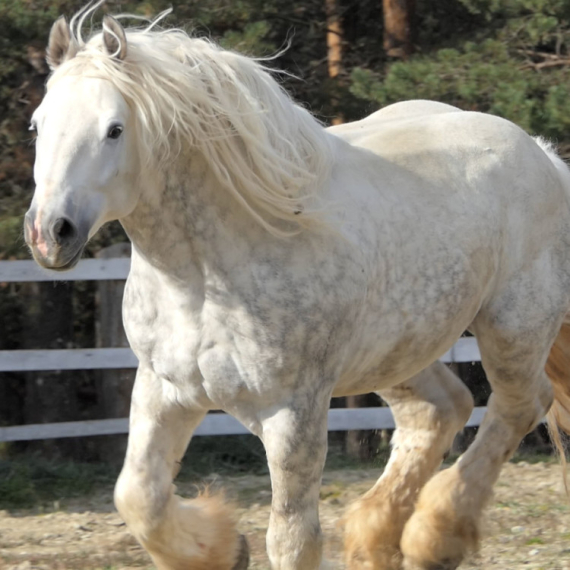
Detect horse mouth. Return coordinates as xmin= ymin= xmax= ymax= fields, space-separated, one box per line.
xmin=32 ymin=243 xmax=85 ymax=272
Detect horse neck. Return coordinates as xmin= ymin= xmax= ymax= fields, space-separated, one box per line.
xmin=120 ymin=150 xmax=263 ymax=279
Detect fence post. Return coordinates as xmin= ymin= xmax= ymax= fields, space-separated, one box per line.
xmin=345 ymin=393 xmax=383 ymax=460
xmin=22 ymin=279 xmax=79 ymax=457
xmin=95 ymin=242 xmax=134 ymax=464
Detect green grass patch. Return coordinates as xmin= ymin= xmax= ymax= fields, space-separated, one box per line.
xmin=0 ymin=457 xmax=119 ymax=510
xmin=177 ymin=434 xmax=269 ymax=480
xmin=0 ymin=437 xmax=271 ymax=509
xmin=497 ymin=500 xmax=521 ymax=509
xmin=324 ymin=440 xmax=392 ymax=471
xmin=0 ymin=436 xmax=393 ymax=510
xmin=7 ymin=436 xmax=554 ymax=512
xmin=525 ymin=537 xmax=545 ymax=545
xmin=510 ymin=453 xmax=557 ymax=465
xmin=180 ymin=434 xmax=392 ymax=480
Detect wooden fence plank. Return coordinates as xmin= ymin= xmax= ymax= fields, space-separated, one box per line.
xmin=0 ymin=338 xmax=481 ymax=372
xmin=440 ymin=337 xmax=480 ymax=363
xmin=0 ymin=407 xmax=491 ymax=442
xmin=0 ymin=348 xmax=138 ymax=372
xmin=0 ymin=258 xmax=130 ymax=282
xmin=0 ymin=415 xmax=240 ymax=441
xmin=0 ymin=419 xmax=130 ymax=441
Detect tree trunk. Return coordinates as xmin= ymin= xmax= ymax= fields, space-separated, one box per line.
xmin=326 ymin=0 xmax=342 ymax=79
xmin=325 ymin=0 xmax=344 ymax=125
xmin=383 ymin=0 xmax=415 ymax=58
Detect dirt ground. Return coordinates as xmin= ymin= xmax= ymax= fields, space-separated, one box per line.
xmin=1 ymin=461 xmax=569 ymax=570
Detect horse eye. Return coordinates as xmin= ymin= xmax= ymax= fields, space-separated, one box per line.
xmin=107 ymin=125 xmax=123 ymax=139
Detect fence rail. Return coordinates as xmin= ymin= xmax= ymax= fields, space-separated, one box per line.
xmin=0 ymin=407 xmax=489 ymax=443
xmin=0 ymin=338 xmax=481 ymax=372
xmin=0 ymin=348 xmax=138 ymax=372
xmin=0 ymin=259 xmax=485 ymax=442
xmin=0 ymin=257 xmax=131 ymax=282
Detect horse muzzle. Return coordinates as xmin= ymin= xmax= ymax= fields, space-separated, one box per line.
xmin=24 ymin=212 xmax=87 ymax=271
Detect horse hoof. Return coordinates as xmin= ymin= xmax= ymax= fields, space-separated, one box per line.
xmin=232 ymin=534 xmax=250 ymax=570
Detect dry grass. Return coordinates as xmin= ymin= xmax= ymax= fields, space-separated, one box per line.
xmin=0 ymin=459 xmax=569 ymax=569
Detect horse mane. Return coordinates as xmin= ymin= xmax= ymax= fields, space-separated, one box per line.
xmin=48 ymin=7 xmax=334 ymax=237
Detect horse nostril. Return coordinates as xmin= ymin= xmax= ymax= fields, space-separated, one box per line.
xmin=52 ymin=217 xmax=77 ymax=245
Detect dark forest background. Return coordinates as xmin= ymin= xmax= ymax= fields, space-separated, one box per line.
xmin=1 ymin=0 xmax=568 ymax=461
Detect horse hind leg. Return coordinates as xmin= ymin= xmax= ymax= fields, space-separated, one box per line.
xmin=400 ymin=306 xmax=561 ymax=570
xmin=114 ymin=366 xmax=248 ymax=570
xmin=344 ymin=361 xmax=474 ymax=570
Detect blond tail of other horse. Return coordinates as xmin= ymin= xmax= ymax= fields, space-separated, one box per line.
xmin=545 ymin=316 xmax=570 ymax=494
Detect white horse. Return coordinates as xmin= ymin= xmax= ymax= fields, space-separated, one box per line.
xmin=24 ymin=5 xmax=570 ymax=570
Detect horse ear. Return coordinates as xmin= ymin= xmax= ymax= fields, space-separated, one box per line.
xmin=46 ymin=16 xmax=78 ymax=70
xmin=102 ymin=15 xmax=127 ymax=60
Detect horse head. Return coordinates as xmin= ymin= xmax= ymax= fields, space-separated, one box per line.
xmin=24 ymin=15 xmax=140 ymax=270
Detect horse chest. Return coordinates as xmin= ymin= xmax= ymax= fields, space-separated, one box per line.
xmin=122 ymin=268 xmax=202 ymax=384
xmin=124 ymin=255 xmax=365 ymax=407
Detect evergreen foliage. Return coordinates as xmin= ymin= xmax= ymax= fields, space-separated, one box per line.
xmin=4 ymin=0 xmax=570 ymax=243
xmin=351 ymin=0 xmax=570 ymax=145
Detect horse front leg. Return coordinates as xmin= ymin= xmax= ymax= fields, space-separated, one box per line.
xmin=261 ymin=393 xmax=331 ymax=570
xmin=114 ymin=365 xmax=249 ymax=570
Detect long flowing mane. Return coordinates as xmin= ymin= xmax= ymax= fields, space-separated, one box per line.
xmin=48 ymin=7 xmax=334 ymax=237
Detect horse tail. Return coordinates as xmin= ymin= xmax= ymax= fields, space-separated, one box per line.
xmin=534 ymin=136 xmax=570 ymax=493
xmin=545 ymin=316 xmax=570 ymax=493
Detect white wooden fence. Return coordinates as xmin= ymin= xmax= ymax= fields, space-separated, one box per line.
xmin=0 ymin=258 xmax=484 ymax=442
